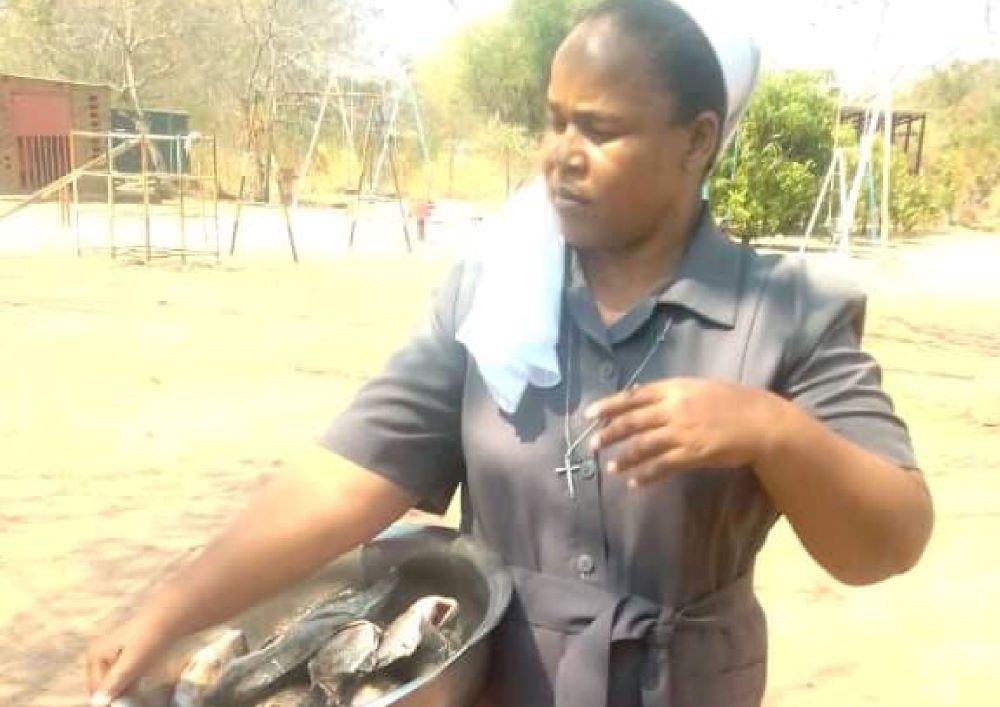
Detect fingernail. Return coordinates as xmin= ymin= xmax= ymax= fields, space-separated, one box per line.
xmin=589 ymin=436 xmax=600 ymax=452
xmin=584 ymin=405 xmax=598 ymax=420
xmin=91 ymin=692 xmax=112 ymax=707
xmin=627 ymin=478 xmax=639 ymax=490
xmin=606 ymin=460 xmax=618 ymax=475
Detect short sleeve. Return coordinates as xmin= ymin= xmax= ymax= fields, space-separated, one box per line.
xmin=777 ymin=265 xmax=918 ymax=470
xmin=321 ymin=263 xmax=472 ymax=513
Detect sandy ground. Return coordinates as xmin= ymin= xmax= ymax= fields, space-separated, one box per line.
xmin=1 ymin=201 xmax=998 ymax=706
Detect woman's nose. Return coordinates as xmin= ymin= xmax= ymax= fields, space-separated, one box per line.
xmin=553 ymin=128 xmax=586 ymax=179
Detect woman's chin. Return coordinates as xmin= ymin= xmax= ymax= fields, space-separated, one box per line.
xmin=556 ymin=215 xmax=606 ymax=251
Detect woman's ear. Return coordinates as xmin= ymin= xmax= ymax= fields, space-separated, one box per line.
xmin=685 ymin=110 xmax=721 ymax=176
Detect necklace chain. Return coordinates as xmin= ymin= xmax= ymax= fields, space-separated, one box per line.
xmin=561 ymin=314 xmax=675 ymax=468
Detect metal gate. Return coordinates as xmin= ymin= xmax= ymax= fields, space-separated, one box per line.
xmin=16 ymin=135 xmax=71 ymax=190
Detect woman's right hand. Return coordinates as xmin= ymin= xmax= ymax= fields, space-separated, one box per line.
xmin=86 ymin=613 xmax=175 ymax=705
xmin=82 ymin=457 xmax=414 ymax=705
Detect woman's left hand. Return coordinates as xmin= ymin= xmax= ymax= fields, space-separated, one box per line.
xmin=586 ymin=378 xmax=781 ymax=488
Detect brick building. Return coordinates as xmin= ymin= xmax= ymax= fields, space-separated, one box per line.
xmin=0 ymin=73 xmax=111 ymax=195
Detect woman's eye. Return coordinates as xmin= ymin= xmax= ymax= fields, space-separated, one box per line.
xmin=547 ymin=115 xmax=567 ymax=132
xmin=585 ymin=126 xmax=619 ymax=143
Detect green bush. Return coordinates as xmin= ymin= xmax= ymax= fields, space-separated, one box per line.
xmin=850 ymin=139 xmax=942 ymax=235
xmin=889 ymin=161 xmax=938 ymax=233
xmin=710 ymin=71 xmax=838 ymax=239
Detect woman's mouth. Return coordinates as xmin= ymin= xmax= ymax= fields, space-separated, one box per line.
xmin=551 ymin=185 xmax=592 ymax=212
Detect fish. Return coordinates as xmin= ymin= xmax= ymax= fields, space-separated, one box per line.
xmin=346 ymin=597 xmax=460 ymax=707
xmin=171 ymin=628 xmax=247 ymax=707
xmin=307 ymin=620 xmax=382 ymax=706
xmin=372 ymin=596 xmax=459 ymax=671
xmin=202 ymin=616 xmax=338 ymax=706
xmin=204 ymin=575 xmax=398 ymax=707
xmin=298 ymin=574 xmax=401 ymax=625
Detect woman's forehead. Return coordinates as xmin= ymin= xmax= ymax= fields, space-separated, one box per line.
xmin=549 ymin=19 xmax=668 ymax=112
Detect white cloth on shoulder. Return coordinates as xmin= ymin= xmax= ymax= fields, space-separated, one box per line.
xmin=456 ymin=178 xmax=563 ymax=414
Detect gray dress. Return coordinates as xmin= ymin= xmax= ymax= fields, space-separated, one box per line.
xmin=322 ymin=210 xmax=917 ymax=707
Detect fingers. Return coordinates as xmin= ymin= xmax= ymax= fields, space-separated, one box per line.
xmin=86 ymin=641 xmax=116 ymax=695
xmin=86 ymin=625 xmax=157 ymax=706
xmin=95 ymin=645 xmax=143 ymax=704
xmin=585 ymin=384 xmax=661 ymax=422
xmin=621 ymin=448 xmax=692 ymax=489
xmin=604 ymin=428 xmax=676 ymax=475
xmin=86 ymin=639 xmax=126 ymax=704
xmin=589 ymin=405 xmax=669 ymax=453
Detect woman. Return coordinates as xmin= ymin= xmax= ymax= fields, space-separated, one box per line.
xmin=87 ymin=2 xmax=933 ymax=705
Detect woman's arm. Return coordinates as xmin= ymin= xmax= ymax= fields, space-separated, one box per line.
xmin=87 ymin=448 xmax=414 ymax=702
xmin=750 ymin=391 xmax=932 ymax=585
xmin=88 ymin=262 xmax=472 ymax=704
xmin=587 ymin=379 xmax=933 ymax=587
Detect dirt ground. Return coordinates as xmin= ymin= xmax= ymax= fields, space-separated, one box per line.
xmin=1 ymin=202 xmax=997 ymax=706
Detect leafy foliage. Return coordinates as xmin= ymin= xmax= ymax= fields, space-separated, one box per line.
xmin=710 ymin=71 xmax=838 ymax=237
xmin=898 ymin=60 xmax=1000 ymax=229
xmin=459 ymin=0 xmax=597 ymax=131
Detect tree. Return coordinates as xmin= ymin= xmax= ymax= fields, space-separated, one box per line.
xmin=460 ymin=0 xmax=598 ymax=132
xmin=0 ymin=0 xmax=182 ymax=114
xmin=711 ymin=71 xmax=839 ymax=238
xmin=899 ymin=60 xmax=1000 ymax=228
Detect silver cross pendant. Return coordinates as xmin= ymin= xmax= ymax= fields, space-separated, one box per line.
xmin=555 ymin=454 xmax=581 ymax=500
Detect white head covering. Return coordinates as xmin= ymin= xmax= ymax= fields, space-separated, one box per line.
xmin=457 ymin=1 xmax=762 ymax=414
xmin=675 ymin=1 xmax=761 ymax=154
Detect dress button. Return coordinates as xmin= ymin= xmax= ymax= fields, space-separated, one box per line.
xmin=598 ymin=361 xmax=616 ymax=382
xmin=576 ymin=553 xmax=596 ymax=576
xmin=580 ymin=458 xmax=598 ymax=480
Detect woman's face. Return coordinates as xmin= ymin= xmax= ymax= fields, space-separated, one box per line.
xmin=542 ymin=18 xmax=714 ymax=250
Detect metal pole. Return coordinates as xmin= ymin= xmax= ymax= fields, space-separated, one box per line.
xmin=177 ymin=137 xmax=187 ymax=265
xmin=387 ymin=137 xmax=412 ymax=253
xmin=60 ymin=186 xmax=69 ymax=229
xmin=405 ymin=74 xmax=432 ymax=194
xmin=801 ymin=154 xmax=838 ymax=253
xmin=213 ymin=137 xmax=221 ymax=262
xmin=839 ymin=107 xmax=881 ymax=256
xmin=881 ymin=86 xmax=893 ymax=248
xmin=106 ymin=133 xmax=116 ymax=258
xmin=197 ymin=146 xmax=207 ymax=248
xmin=272 ymin=151 xmax=299 ymax=263
xmin=69 ymin=133 xmax=82 ymax=256
xmin=230 ymin=175 xmax=247 ymax=256
xmin=349 ymin=100 xmax=377 ymax=249
xmin=294 ymin=71 xmax=335 ymax=212
xmin=231 ymin=96 xmax=260 ymax=257
xmin=334 ymin=77 xmax=353 ymax=147
xmin=372 ymin=87 xmax=402 ymax=190
xmin=915 ymin=115 xmax=926 ymax=175
xmin=837 ymin=149 xmax=848 ymax=218
xmin=141 ymin=135 xmax=152 ymax=262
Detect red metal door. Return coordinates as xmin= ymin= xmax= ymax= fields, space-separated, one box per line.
xmin=10 ymin=91 xmax=73 ymax=191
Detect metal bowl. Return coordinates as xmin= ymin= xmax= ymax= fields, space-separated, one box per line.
xmin=123 ymin=525 xmax=512 ymax=707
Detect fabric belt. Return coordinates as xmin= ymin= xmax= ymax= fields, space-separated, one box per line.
xmin=507 ymin=567 xmax=756 ymax=707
